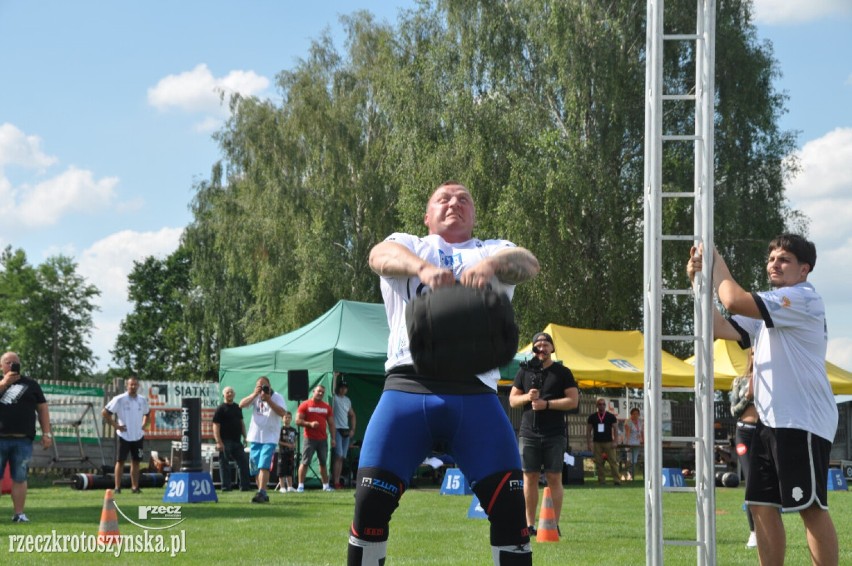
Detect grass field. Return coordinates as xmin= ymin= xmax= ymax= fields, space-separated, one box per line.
xmin=1 ymin=477 xmax=849 ymax=565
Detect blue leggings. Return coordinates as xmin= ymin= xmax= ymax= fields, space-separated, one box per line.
xmin=359 ymin=390 xmax=521 ymax=487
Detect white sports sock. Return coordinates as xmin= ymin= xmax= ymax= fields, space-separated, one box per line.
xmin=348 ymin=536 xmax=387 ymax=566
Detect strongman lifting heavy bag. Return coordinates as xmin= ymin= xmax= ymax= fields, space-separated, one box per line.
xmin=405 ymin=285 xmax=519 ymax=378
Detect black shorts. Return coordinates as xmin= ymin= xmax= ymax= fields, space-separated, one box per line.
xmin=519 ymin=435 xmax=566 ymax=473
xmin=278 ymin=450 xmax=294 ymax=478
xmin=745 ymin=422 xmax=831 ymax=512
xmin=117 ymin=437 xmax=145 ymax=462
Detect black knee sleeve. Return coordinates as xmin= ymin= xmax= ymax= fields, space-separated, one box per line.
xmin=472 ymin=470 xmax=530 ymax=546
xmin=351 ymin=467 xmax=405 ymax=543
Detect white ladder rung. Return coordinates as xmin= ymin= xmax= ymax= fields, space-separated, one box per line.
xmin=662 ymin=334 xmax=696 ymax=341
xmin=663 ymin=436 xmax=700 ymax=444
xmin=662 ymin=94 xmax=696 ymax=101
xmin=662 ymin=288 xmax=693 ymax=295
xmin=663 ymin=486 xmax=697 ymax=494
xmin=661 ymin=234 xmax=696 ymax=241
xmin=661 ymin=387 xmax=694 ymax=393
xmin=663 ymin=134 xmax=701 ymax=141
xmin=662 ymin=191 xmax=694 ymax=198
xmin=663 ymin=33 xmax=700 ymax=40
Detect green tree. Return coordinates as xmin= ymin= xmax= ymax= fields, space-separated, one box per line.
xmin=112 ymin=246 xmax=212 ymax=381
xmin=186 ymin=12 xmax=399 ymax=346
xmin=183 ymin=0 xmax=800 ymax=358
xmin=0 ymin=248 xmax=100 ymax=379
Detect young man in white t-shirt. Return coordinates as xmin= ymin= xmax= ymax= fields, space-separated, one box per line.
xmin=102 ymin=376 xmax=149 ymax=494
xmin=688 ymin=234 xmax=838 ymax=566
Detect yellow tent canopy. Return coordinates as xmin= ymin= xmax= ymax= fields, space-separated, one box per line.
xmin=513 ymin=323 xmax=697 ymax=389
xmin=686 ymin=339 xmax=852 ymax=394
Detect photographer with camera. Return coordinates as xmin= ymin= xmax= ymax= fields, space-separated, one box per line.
xmin=295 ymin=384 xmax=335 ymax=492
xmin=509 ymin=332 xmax=579 ymax=536
xmin=0 ymin=352 xmax=52 ymax=523
xmin=239 ymin=376 xmax=286 ymax=503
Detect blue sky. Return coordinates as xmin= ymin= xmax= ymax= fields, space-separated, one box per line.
xmin=1 ymin=0 xmax=851 ymax=373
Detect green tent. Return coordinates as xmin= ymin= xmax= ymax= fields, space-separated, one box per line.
xmin=219 ymin=300 xmax=389 ymax=486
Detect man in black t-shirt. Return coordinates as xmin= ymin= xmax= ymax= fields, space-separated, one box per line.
xmin=510 ymin=332 xmax=579 ymax=535
xmin=586 ymin=398 xmax=621 ymax=486
xmin=0 ymin=351 xmax=53 ymax=523
xmin=212 ymin=386 xmax=251 ymax=491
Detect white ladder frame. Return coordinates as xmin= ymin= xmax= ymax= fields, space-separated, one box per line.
xmin=644 ymin=0 xmax=717 ymax=564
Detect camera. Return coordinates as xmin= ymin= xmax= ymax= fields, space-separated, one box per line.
xmin=520 ymin=357 xmax=543 ymax=372
xmin=261 ymin=385 xmax=271 ymax=394
xmin=10 ymin=362 xmax=20 ymax=374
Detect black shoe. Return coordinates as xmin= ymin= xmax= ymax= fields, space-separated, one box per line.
xmin=528 ymin=525 xmax=537 ymax=537
xmin=251 ymin=491 xmax=269 ymax=503
xmin=131 ymin=487 xmax=142 ymax=494
xmin=113 ymin=488 xmax=121 ymax=494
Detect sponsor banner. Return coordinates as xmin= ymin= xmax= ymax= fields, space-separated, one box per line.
xmin=138 ymin=381 xmax=219 ymax=440
xmin=40 ymin=383 xmax=105 ymax=443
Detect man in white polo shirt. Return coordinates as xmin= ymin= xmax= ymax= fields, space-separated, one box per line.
xmin=688 ymin=234 xmax=838 ymax=566
xmin=102 ymin=375 xmax=149 ymax=494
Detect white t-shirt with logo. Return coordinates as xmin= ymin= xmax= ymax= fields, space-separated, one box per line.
xmin=105 ymin=392 xmax=150 ymax=442
xmin=732 ymin=281 xmax=837 ymax=442
xmin=246 ymin=391 xmax=286 ymax=444
xmin=379 ymin=232 xmax=516 ymax=391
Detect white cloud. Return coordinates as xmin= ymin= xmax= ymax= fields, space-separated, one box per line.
xmin=787 ymin=128 xmax=852 ymax=249
xmin=78 ymin=227 xmax=184 ymax=312
xmin=147 ymin=63 xmax=270 ymax=115
xmin=78 ymin=227 xmax=184 ymax=370
xmin=0 ymin=123 xmax=58 ymax=171
xmin=15 ymin=166 xmax=119 ymax=227
xmin=753 ymin=0 xmax=852 ymax=25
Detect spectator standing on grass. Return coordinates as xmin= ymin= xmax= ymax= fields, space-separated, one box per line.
xmin=730 ymin=350 xmax=758 ymax=549
xmin=509 ymin=331 xmax=579 ymax=536
xmin=623 ymin=407 xmax=643 ymax=481
xmin=276 ymin=411 xmax=297 ymax=493
xmin=332 ymin=377 xmax=356 ymax=489
xmin=0 ymin=352 xmax=52 ymax=523
xmin=586 ymin=398 xmax=621 ymax=486
xmin=102 ymin=375 xmax=149 ymax=495
xmin=212 ymin=386 xmax=251 ymax=492
xmin=295 ymin=384 xmax=335 ymax=492
xmin=240 ymin=376 xmax=286 ymax=503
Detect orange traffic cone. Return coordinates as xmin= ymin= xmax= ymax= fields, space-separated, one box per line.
xmin=97 ymin=489 xmax=121 ymax=545
xmin=536 ymin=486 xmax=559 ymax=542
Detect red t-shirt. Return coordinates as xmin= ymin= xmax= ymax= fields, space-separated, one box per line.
xmin=297 ymin=399 xmax=332 ymax=440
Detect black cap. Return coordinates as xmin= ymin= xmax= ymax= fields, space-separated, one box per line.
xmin=532 ymin=332 xmax=554 ymax=349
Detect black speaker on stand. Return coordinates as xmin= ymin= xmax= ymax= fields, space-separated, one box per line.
xmin=288 ymin=370 xmax=318 ymax=486
xmin=288 ymin=370 xmax=309 ymax=401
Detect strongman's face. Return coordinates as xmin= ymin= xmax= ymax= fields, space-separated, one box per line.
xmin=424 ymin=184 xmax=476 ymax=242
